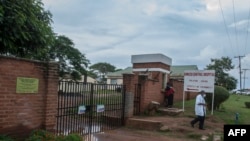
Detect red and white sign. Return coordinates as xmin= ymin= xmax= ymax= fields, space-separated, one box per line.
xmin=184 ymin=70 xmax=215 ymax=93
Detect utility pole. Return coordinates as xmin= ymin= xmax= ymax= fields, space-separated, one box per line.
xmin=242 ymin=68 xmax=250 ymax=90
xmin=234 ymin=55 xmax=245 ymax=91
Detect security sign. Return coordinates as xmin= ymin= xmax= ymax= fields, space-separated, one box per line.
xmin=184 ymin=70 xmax=215 ymax=93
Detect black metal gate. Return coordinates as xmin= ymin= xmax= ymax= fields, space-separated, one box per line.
xmin=56 ymin=81 xmax=126 ymax=138
xmin=133 ymin=83 xmax=141 ymax=115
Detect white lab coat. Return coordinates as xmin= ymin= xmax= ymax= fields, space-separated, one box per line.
xmin=195 ymin=94 xmax=206 ymax=116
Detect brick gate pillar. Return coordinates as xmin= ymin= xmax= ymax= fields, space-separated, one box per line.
xmin=45 ymin=62 xmax=59 ymax=132
xmin=123 ymin=73 xmax=135 ymax=122
xmin=131 ymin=53 xmax=172 ymax=113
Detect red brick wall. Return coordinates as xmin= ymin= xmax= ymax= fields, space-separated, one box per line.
xmin=124 ymin=62 xmax=198 ymax=115
xmin=124 ymin=62 xmax=170 ymax=113
xmin=123 ymin=74 xmax=136 ymax=94
xmin=141 ymin=72 xmax=165 ymax=110
xmin=0 ymin=56 xmax=59 ymax=140
xmin=171 ymin=79 xmax=198 ymax=103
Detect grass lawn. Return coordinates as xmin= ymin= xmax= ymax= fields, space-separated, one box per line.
xmin=174 ymin=94 xmax=250 ymax=124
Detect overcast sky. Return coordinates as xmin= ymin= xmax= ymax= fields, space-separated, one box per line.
xmin=42 ymin=0 xmax=250 ymax=89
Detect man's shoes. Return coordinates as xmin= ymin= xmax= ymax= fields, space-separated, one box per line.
xmin=199 ymin=128 xmax=205 ymax=130
xmin=190 ymin=122 xmax=194 ymax=128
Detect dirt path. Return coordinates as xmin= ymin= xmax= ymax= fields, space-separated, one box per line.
xmin=86 ymin=115 xmax=224 ymax=141
xmin=91 ymin=128 xmax=194 ymax=141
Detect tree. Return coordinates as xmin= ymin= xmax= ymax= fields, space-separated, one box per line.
xmin=0 ymin=0 xmax=54 ymax=59
xmin=0 ymin=0 xmax=90 ymax=81
xmin=89 ymin=62 xmax=116 ymax=83
xmin=205 ymin=56 xmax=237 ymax=90
xmin=49 ymin=35 xmax=89 ymax=81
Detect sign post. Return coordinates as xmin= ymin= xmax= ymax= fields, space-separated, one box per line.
xmin=183 ymin=70 xmax=215 ymax=115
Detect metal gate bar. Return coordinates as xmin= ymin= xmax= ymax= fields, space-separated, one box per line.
xmin=56 ymin=81 xmax=126 ymax=138
xmin=133 ymin=83 xmax=141 ymax=115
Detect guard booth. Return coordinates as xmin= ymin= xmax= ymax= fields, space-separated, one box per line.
xmin=123 ymin=53 xmax=172 ymax=115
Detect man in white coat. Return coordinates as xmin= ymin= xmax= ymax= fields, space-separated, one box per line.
xmin=190 ymin=90 xmax=207 ymax=130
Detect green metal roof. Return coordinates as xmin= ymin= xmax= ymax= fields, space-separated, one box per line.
xmin=107 ymin=67 xmax=132 ymax=77
xmin=170 ymin=65 xmax=198 ymax=77
xmin=107 ymin=65 xmax=198 ymax=78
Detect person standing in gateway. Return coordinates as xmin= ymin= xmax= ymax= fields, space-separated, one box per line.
xmin=190 ymin=90 xmax=207 ymax=130
xmin=165 ymin=82 xmax=175 ymax=108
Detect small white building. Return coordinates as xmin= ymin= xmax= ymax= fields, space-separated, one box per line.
xmin=106 ymin=67 xmax=132 ymax=84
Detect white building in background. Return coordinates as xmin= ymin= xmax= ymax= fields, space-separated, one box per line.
xmin=106 ymin=67 xmax=132 ymax=84
xmin=61 ymin=75 xmax=97 ymax=83
xmin=59 ymin=75 xmax=97 ymax=93
xmin=81 ymin=76 xmax=97 ymax=83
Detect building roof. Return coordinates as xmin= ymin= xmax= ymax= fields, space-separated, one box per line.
xmin=170 ymin=65 xmax=198 ymax=78
xmin=107 ymin=65 xmax=198 ymax=78
xmin=107 ymin=67 xmax=133 ymax=77
xmin=131 ymin=53 xmax=172 ymax=66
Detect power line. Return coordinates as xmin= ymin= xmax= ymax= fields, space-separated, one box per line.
xmin=219 ymin=0 xmax=250 ymax=90
xmin=232 ymin=0 xmax=239 ymax=55
xmin=242 ymin=68 xmax=250 ymax=90
xmin=218 ymin=0 xmax=234 ymax=55
xmin=234 ymin=55 xmax=245 ymax=90
xmin=244 ymin=2 xmax=250 ymax=53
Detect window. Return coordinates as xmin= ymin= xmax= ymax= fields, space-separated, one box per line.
xmin=111 ymin=79 xmax=117 ymax=84
xmin=162 ymin=73 xmax=167 ymax=89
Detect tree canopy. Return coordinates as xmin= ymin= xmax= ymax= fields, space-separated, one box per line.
xmin=89 ymin=62 xmax=117 ymax=83
xmin=50 ymin=35 xmax=89 ymax=80
xmin=205 ymin=56 xmax=237 ymax=90
xmin=0 ymin=0 xmax=89 ymax=81
xmin=0 ymin=0 xmax=54 ymax=59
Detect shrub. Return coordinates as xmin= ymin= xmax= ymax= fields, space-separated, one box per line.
xmin=245 ymin=102 xmax=250 ymax=108
xmin=0 ymin=135 xmax=14 ymax=141
xmin=25 ymin=129 xmax=55 ymax=141
xmin=206 ymin=85 xmax=230 ymax=110
xmin=25 ymin=129 xmax=83 ymax=141
xmin=62 ymin=133 xmax=82 ymax=141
